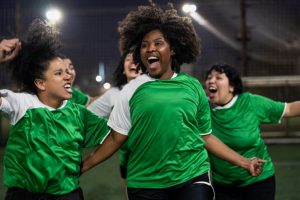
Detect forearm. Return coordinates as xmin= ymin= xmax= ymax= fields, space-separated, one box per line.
xmin=203 ymin=134 xmax=250 ymax=169
xmin=81 ymin=129 xmax=127 ymax=173
xmin=284 ymin=101 xmax=300 ymax=117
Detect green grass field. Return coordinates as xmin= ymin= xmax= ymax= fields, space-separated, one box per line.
xmin=0 ymin=144 xmax=299 ymax=200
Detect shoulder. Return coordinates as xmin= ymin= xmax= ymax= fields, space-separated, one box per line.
xmin=177 ymin=73 xmax=201 ymax=84
xmin=244 ymin=92 xmax=268 ymax=101
xmin=103 ymin=87 xmax=121 ymax=96
xmin=122 ymin=74 xmax=153 ymax=93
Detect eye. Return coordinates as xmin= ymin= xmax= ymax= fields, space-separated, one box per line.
xmin=141 ymin=43 xmax=148 ymax=49
xmin=155 ymin=41 xmax=162 ymax=46
xmin=54 ymin=69 xmax=63 ymax=75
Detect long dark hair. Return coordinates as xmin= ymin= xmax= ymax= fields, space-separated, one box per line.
xmin=8 ymin=19 xmax=62 ymax=94
xmin=112 ymin=47 xmax=136 ymax=89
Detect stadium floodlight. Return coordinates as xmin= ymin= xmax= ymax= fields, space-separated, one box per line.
xmin=182 ymin=3 xmax=197 ymax=13
xmin=95 ymin=75 xmax=103 ymax=82
xmin=103 ymin=82 xmax=111 ymax=90
xmin=46 ymin=8 xmax=62 ymax=25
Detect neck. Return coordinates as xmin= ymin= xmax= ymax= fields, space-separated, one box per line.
xmin=159 ymin=71 xmax=175 ymax=80
xmin=219 ymin=95 xmax=234 ymax=107
xmin=38 ymin=94 xmax=63 ymax=109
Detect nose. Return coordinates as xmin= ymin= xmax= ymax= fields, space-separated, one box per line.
xmin=206 ymin=76 xmax=215 ymax=84
xmin=146 ymin=43 xmax=156 ymax=53
xmin=65 ymin=68 xmax=72 ymax=79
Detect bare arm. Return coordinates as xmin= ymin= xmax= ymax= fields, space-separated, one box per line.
xmin=202 ymin=134 xmax=266 ymax=176
xmin=283 ymin=101 xmax=300 ymax=117
xmin=81 ymin=129 xmax=127 ymax=174
xmin=0 ymin=38 xmax=21 ymax=63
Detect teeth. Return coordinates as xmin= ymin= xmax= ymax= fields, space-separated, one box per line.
xmin=148 ymin=56 xmax=158 ymax=60
xmin=208 ymin=86 xmax=217 ymax=93
xmin=64 ymin=83 xmax=71 ymax=89
xmin=64 ymin=83 xmax=72 ymax=93
xmin=148 ymin=56 xmax=159 ymax=64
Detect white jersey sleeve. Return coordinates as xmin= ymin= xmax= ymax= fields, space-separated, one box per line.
xmin=0 ymin=89 xmax=39 ymax=125
xmin=108 ymin=74 xmax=154 ymax=135
xmin=87 ymin=87 xmax=121 ymax=117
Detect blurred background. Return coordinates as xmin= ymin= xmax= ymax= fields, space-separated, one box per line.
xmin=1 ymin=0 xmax=300 ymax=142
xmin=0 ymin=0 xmax=300 ymax=199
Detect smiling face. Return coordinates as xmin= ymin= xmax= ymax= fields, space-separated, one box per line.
xmin=123 ymin=53 xmax=142 ymax=82
xmin=35 ymin=57 xmax=72 ymax=108
xmin=140 ymin=29 xmax=174 ymax=79
xmin=205 ymin=69 xmax=234 ymax=105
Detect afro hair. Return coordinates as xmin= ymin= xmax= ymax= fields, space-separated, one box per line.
xmin=118 ymin=1 xmax=201 ymax=73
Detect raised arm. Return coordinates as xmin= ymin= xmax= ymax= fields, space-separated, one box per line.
xmin=202 ymin=134 xmax=266 ymax=176
xmin=81 ymin=129 xmax=127 ymax=174
xmin=0 ymin=38 xmax=21 ymax=63
xmin=283 ymin=101 xmax=300 ymax=117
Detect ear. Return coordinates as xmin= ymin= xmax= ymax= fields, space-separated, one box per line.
xmin=34 ymin=79 xmax=46 ymax=91
xmin=229 ymin=86 xmax=234 ymax=93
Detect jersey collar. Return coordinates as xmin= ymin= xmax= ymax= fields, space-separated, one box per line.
xmin=213 ymin=95 xmax=238 ymax=110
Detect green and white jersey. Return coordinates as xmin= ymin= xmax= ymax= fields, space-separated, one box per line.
xmin=210 ymin=92 xmax=285 ymax=187
xmin=108 ymin=73 xmax=212 ymax=188
xmin=70 ymin=87 xmax=90 ymax=106
xmin=0 ymin=89 xmax=110 ymax=195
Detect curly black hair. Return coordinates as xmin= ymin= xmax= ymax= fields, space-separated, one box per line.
xmin=8 ymin=18 xmax=62 ymax=94
xmin=118 ymin=1 xmax=201 ymax=73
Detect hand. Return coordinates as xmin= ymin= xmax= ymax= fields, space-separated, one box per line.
xmin=248 ymin=157 xmax=266 ymax=176
xmin=0 ymin=38 xmax=21 ymax=63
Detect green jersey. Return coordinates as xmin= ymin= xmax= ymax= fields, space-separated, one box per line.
xmin=209 ymin=92 xmax=285 ymax=186
xmin=108 ymin=73 xmax=212 ymax=188
xmin=70 ymin=87 xmax=89 ymax=106
xmin=0 ymin=89 xmax=110 ymax=194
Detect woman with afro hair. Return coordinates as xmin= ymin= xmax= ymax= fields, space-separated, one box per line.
xmin=0 ymin=19 xmax=110 ymax=200
xmin=82 ymin=2 xmax=265 ymax=200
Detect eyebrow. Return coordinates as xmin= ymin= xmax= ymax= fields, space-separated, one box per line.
xmin=142 ymin=37 xmax=164 ymax=42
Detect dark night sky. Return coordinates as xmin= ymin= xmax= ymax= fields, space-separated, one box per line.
xmin=1 ymin=0 xmax=300 ymax=96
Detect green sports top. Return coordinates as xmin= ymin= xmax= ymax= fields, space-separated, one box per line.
xmin=70 ymin=87 xmax=89 ymax=106
xmin=0 ymin=89 xmax=110 ymax=194
xmin=108 ymin=73 xmax=212 ymax=188
xmin=209 ymin=92 xmax=285 ymax=186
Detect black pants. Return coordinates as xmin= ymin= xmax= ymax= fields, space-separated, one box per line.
xmin=5 ymin=187 xmax=84 ymax=200
xmin=213 ymin=175 xmax=275 ymax=200
xmin=127 ymin=173 xmax=214 ymax=200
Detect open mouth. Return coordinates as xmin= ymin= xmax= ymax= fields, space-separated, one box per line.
xmin=208 ymin=86 xmax=217 ymax=93
xmin=147 ymin=56 xmax=159 ymax=64
xmin=129 ymin=67 xmax=138 ymax=72
xmin=64 ymin=83 xmax=72 ymax=93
